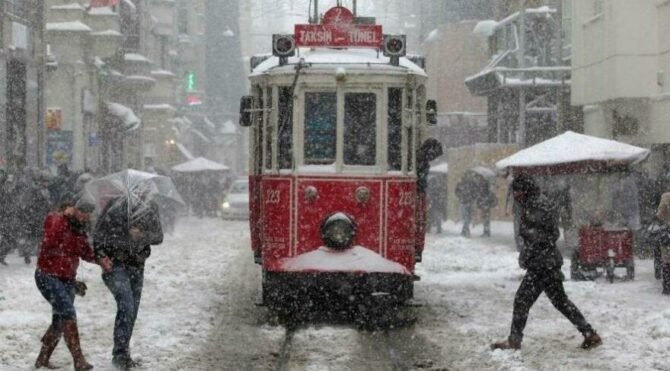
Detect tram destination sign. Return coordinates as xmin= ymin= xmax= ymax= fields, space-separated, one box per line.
xmin=295 ymin=6 xmax=383 ymax=48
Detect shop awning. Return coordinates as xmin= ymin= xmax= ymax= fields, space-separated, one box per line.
xmin=172 ymin=157 xmax=229 ymax=173
xmin=106 ymin=102 xmax=140 ymax=132
xmin=496 ymin=131 xmax=651 ymax=175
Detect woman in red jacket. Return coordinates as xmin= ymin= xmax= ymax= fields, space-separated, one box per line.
xmin=34 ymin=197 xmax=112 ymax=370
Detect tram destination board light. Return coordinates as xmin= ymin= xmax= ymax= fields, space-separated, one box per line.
xmin=273 ymin=34 xmax=296 ymax=66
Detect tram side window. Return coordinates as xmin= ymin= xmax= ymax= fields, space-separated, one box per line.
xmin=264 ymin=88 xmax=273 ymax=170
xmin=407 ymin=90 xmax=415 ymax=172
xmin=344 ymin=93 xmax=376 ymax=166
xmin=278 ymin=87 xmax=293 ymax=169
xmin=304 ymin=92 xmax=337 ymax=165
xmin=387 ymin=88 xmax=402 ymax=171
xmin=253 ymin=86 xmax=264 ymax=175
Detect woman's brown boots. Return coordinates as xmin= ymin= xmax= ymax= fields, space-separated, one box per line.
xmin=34 ymin=325 xmax=62 ymax=369
xmin=63 ymin=320 xmax=93 ymax=371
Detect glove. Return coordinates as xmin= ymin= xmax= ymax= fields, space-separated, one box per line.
xmin=74 ymin=281 xmax=87 ymax=297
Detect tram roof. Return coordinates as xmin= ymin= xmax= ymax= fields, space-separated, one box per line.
xmin=250 ymin=48 xmax=427 ymax=77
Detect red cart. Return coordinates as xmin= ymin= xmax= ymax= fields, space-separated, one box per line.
xmin=496 ymin=131 xmax=651 ymax=284
xmin=572 ymin=226 xmax=635 ymax=282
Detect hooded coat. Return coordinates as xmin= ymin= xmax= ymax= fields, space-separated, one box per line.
xmin=93 ymin=197 xmax=163 ymax=267
xmin=514 ymin=175 xmax=563 ymax=270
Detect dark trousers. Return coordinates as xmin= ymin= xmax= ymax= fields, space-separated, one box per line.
xmin=102 ymin=264 xmax=144 ymax=360
xmin=480 ymin=208 xmax=491 ymax=236
xmin=0 ymin=233 xmax=15 ymax=261
xmin=510 ymin=268 xmax=592 ymax=343
xmin=663 ymin=263 xmax=670 ymax=294
xmin=35 ymin=270 xmax=77 ymax=328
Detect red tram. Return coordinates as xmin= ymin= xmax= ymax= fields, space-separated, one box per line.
xmin=239 ymin=6 xmax=437 ymax=308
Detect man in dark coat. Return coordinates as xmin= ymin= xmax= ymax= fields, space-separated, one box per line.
xmin=93 ymin=185 xmax=163 ymax=370
xmin=491 ymin=173 xmax=602 ymax=351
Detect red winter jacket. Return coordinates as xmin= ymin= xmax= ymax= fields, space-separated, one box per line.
xmin=37 ymin=212 xmax=96 ymax=281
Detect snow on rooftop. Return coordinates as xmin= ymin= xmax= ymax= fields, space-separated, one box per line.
xmin=172 ymin=157 xmax=229 ymax=172
xmin=151 ymin=69 xmax=176 ymax=77
xmin=280 ymin=246 xmax=410 ymax=274
xmin=46 ymin=21 xmax=92 ymax=32
xmin=88 ymin=6 xmax=117 ymax=16
xmin=251 ymin=48 xmax=427 ymax=77
xmin=122 ymin=0 xmax=136 ymax=10
xmin=473 ymin=20 xmax=498 ymax=37
xmin=50 ymin=3 xmax=86 ymax=10
xmin=425 ymin=28 xmax=441 ymax=42
xmin=143 ymin=103 xmax=176 ymax=111
xmin=495 ymin=6 xmax=556 ymax=30
xmin=125 ymin=75 xmax=156 ymax=83
xmin=496 ymin=131 xmax=651 ymax=171
xmin=91 ymin=30 xmax=122 ymax=37
xmin=124 ymin=53 xmax=151 ymax=63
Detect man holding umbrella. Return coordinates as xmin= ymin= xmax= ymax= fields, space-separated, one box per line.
xmin=93 ymin=181 xmax=164 ymax=369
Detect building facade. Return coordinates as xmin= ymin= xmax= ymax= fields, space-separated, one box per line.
xmin=465 ymin=1 xmax=581 ymax=147
xmin=0 ymin=0 xmax=46 ymax=171
xmin=570 ymin=0 xmax=670 ymax=174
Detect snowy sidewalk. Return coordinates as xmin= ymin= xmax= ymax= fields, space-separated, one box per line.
xmin=417 ymin=220 xmax=670 ymax=370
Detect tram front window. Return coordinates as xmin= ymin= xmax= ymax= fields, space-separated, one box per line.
xmin=344 ymin=93 xmax=376 ymax=166
xmin=304 ymin=92 xmax=337 ymax=165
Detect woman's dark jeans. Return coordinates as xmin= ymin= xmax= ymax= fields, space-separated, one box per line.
xmin=102 ymin=264 xmax=144 ymax=361
xmin=35 ymin=270 xmax=76 ymax=330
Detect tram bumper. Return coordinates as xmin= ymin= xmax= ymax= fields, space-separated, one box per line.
xmin=263 ymin=271 xmax=414 ymax=306
xmin=264 ymin=246 xmax=414 ymax=306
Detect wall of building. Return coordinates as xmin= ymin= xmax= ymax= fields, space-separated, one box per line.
xmin=572 ymin=0 xmax=659 ymax=105
xmin=424 ymin=21 xmax=488 ymax=114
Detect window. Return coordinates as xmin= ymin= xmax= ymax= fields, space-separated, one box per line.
xmin=177 ymin=2 xmax=189 ymax=34
xmin=388 ymin=88 xmax=403 ymax=171
xmin=6 ymin=0 xmax=27 ymax=19
xmin=304 ymin=92 xmax=337 ymax=165
xmin=594 ymin=0 xmax=603 ymax=15
xmin=278 ymin=87 xmax=293 ymax=169
xmin=561 ymin=0 xmax=572 ymax=57
xmin=344 ymin=93 xmax=377 ymax=166
xmin=264 ymin=88 xmax=273 ymax=170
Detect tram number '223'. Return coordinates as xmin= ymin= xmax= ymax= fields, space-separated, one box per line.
xmin=398 ymin=191 xmax=415 ymax=206
xmin=265 ymin=189 xmax=281 ymax=204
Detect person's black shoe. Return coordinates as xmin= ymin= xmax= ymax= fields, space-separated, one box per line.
xmin=24 ymin=256 xmax=31 ymax=265
xmin=113 ymin=356 xmax=130 ymax=370
xmin=113 ymin=355 xmax=141 ymax=370
xmin=491 ymin=338 xmax=521 ymax=350
xmin=581 ymin=331 xmax=602 ymax=350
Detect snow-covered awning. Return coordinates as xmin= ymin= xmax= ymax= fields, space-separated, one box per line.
xmin=465 ymin=66 xmax=571 ymax=96
xmin=429 ymin=162 xmax=448 ymax=174
xmin=496 ymin=131 xmax=651 ymax=175
xmin=172 ymin=157 xmax=229 ymax=173
xmin=106 ymin=102 xmax=140 ymax=132
xmin=46 ymin=21 xmax=92 ymax=33
xmin=176 ymin=142 xmax=194 ymax=160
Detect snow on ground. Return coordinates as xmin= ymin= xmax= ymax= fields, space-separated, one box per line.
xmin=0 ymin=217 xmax=669 ymax=370
xmin=418 ymin=221 xmax=670 ymax=371
xmin=0 ymin=217 xmax=247 ymax=371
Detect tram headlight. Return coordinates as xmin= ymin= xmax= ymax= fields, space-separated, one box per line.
xmin=222 ymin=200 xmax=230 ymax=209
xmin=383 ymin=35 xmax=407 ymax=57
xmin=320 ymin=212 xmax=356 ymax=250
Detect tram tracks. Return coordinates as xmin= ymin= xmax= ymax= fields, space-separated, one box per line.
xmin=271 ymin=324 xmax=411 ymax=371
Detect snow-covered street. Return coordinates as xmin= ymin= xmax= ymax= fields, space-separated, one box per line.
xmin=1 ymin=217 xmax=669 ymax=370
